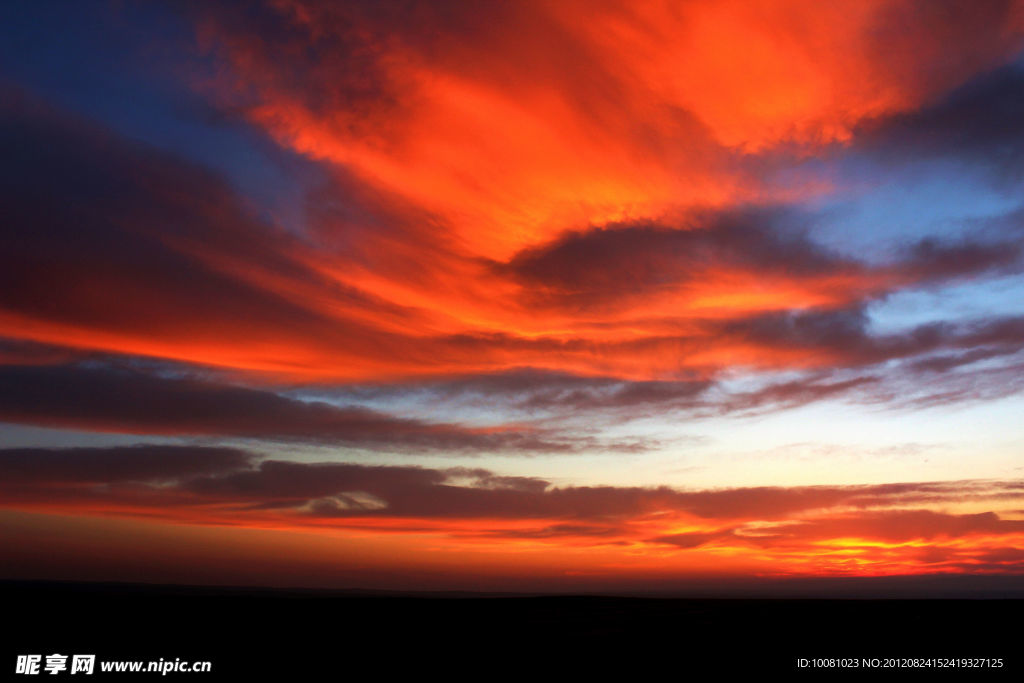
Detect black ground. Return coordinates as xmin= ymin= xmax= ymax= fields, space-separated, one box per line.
xmin=2 ymin=580 xmax=1019 ymax=679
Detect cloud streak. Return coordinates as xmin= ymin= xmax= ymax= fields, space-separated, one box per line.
xmin=2 ymin=445 xmax=1023 ymax=575
xmin=0 ymin=362 xmax=610 ymax=453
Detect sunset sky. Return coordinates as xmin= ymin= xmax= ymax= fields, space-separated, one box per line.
xmin=3 ymin=0 xmax=1024 ymax=593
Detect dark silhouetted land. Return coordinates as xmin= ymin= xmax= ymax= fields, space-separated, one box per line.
xmin=3 ymin=579 xmax=1020 ymax=678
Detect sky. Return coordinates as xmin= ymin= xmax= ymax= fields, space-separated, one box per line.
xmin=2 ymin=0 xmax=1024 ymax=594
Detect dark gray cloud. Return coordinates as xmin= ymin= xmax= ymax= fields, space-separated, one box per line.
xmin=857 ymin=62 xmax=1024 ymax=183
xmin=0 ymin=362 xmax=605 ymax=453
xmin=4 ymin=445 xmax=1022 ymax=526
xmin=725 ymin=307 xmax=1024 ymax=369
xmin=497 ymin=208 xmax=852 ymax=312
xmin=0 ymin=444 xmax=251 ymax=483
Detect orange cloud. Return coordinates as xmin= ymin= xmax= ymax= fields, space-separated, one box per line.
xmin=194 ymin=0 xmax=1024 ymax=253
xmin=3 ymin=3 xmax=1024 ymax=385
